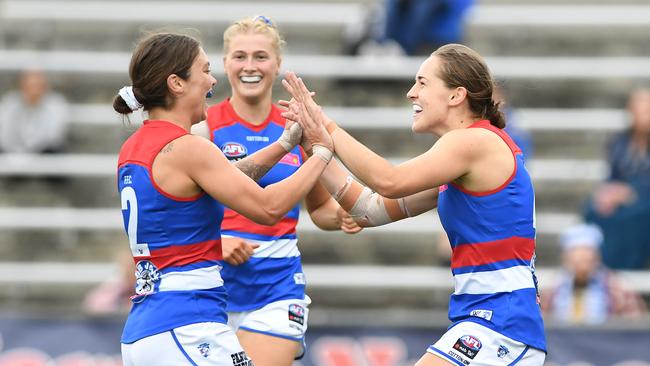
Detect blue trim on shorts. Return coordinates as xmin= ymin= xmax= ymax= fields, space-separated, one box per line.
xmin=508 ymin=345 xmax=529 ymax=365
xmin=170 ymin=329 xmax=198 ymax=366
xmin=294 ymin=338 xmax=306 ymax=361
xmin=238 ymin=326 xmax=302 ymax=342
xmin=427 ymin=346 xmax=465 ymax=366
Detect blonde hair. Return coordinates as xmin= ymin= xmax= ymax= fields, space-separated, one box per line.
xmin=223 ymin=16 xmax=285 ymax=56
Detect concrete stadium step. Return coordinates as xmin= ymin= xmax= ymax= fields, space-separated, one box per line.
xmin=0 ymin=262 xmax=648 ymax=315
xmin=2 ymin=50 xmax=649 ymax=80
xmin=61 ymin=103 xmax=626 ymax=156
xmin=0 ymin=226 xmax=565 ymax=267
xmin=0 ymin=152 xmax=604 ymax=213
xmin=0 ymin=206 xmax=581 ymax=267
xmin=4 ymin=1 xmax=650 ymax=56
xmin=1 ymin=51 xmax=644 ymax=107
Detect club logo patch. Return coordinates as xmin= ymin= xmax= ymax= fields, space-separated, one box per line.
xmin=453 ymin=335 xmax=482 ymax=360
xmin=288 ymin=303 xmax=305 ymax=325
xmin=497 ymin=345 xmax=510 ymax=358
xmin=198 ymin=342 xmax=211 ymax=358
xmin=221 ymin=142 xmax=248 ymax=161
xmin=134 ymin=260 xmax=160 ymax=295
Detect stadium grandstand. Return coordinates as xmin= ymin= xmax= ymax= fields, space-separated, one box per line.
xmin=0 ymin=0 xmax=649 ymax=365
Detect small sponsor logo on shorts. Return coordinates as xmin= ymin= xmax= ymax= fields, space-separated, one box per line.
xmin=497 ymin=345 xmax=510 ymax=358
xmin=288 ymin=303 xmax=305 ymax=325
xmin=294 ymin=273 xmax=306 ymax=285
xmin=470 ymin=309 xmax=493 ymax=321
xmin=230 ymin=351 xmax=254 ymax=366
xmin=447 ymin=350 xmax=470 ymax=365
xmin=123 ymin=175 xmax=132 ymax=185
xmin=453 ymin=335 xmax=482 ymax=360
xmin=198 ymin=342 xmax=211 ymax=358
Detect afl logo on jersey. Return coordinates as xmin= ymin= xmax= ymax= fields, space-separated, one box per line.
xmin=221 ymin=142 xmax=248 ymax=161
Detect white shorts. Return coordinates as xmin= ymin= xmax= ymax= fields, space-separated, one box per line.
xmin=121 ymin=322 xmax=253 ymax=366
xmin=427 ymin=321 xmax=545 ymax=366
xmin=227 ymin=296 xmax=311 ymax=358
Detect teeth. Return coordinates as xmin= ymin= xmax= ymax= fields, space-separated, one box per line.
xmin=241 ymin=75 xmax=262 ymax=83
xmin=413 ymin=105 xmax=423 ymax=112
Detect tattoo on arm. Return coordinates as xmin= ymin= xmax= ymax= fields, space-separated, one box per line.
xmin=161 ymin=142 xmax=174 ymax=153
xmin=235 ymin=159 xmax=272 ymax=182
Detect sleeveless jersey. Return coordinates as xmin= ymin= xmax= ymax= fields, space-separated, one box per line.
xmin=206 ymin=100 xmax=305 ymax=312
xmin=117 ymin=120 xmax=227 ymax=343
xmin=437 ymin=120 xmax=546 ymax=351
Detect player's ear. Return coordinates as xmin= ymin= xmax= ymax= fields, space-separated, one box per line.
xmin=449 ymin=87 xmax=466 ymax=106
xmin=167 ymin=74 xmax=184 ymax=96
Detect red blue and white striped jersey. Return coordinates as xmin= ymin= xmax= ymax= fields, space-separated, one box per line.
xmin=117 ymin=120 xmax=227 ymax=343
xmin=206 ymin=100 xmax=306 ymax=312
xmin=437 ymin=120 xmax=546 ymax=351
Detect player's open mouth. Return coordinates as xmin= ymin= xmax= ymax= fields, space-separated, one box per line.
xmin=240 ymin=75 xmax=262 ymax=83
xmin=412 ymin=104 xmax=423 ymax=114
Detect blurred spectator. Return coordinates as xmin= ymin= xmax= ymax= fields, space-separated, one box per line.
xmin=0 ymin=69 xmax=69 ymax=153
xmin=361 ymin=0 xmax=474 ymax=56
xmin=83 ymin=249 xmax=134 ymax=316
xmin=541 ymin=224 xmax=646 ymax=324
xmin=584 ymin=88 xmax=650 ymax=269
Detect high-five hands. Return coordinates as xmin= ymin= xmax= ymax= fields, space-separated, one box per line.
xmin=281 ymin=72 xmax=333 ymax=160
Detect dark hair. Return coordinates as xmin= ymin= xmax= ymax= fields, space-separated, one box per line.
xmin=113 ymin=33 xmax=201 ymax=114
xmin=432 ymin=44 xmax=506 ymax=129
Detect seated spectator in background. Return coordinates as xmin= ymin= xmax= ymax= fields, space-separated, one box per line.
xmin=378 ymin=0 xmax=474 ymax=56
xmin=0 ymin=69 xmax=69 ymax=153
xmin=542 ymin=224 xmax=646 ymax=324
xmin=584 ymin=88 xmax=650 ymax=269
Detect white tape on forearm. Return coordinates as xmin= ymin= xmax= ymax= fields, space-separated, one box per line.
xmin=312 ymin=144 xmax=333 ymax=163
xmin=278 ymin=123 xmax=303 ymax=151
xmin=348 ymin=187 xmax=394 ymax=226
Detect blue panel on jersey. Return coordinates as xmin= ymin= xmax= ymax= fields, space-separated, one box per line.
xmin=449 ymin=288 xmax=546 ymax=351
xmin=220 ymin=256 xmax=305 ymax=312
xmin=121 ymin=287 xmax=228 ymax=343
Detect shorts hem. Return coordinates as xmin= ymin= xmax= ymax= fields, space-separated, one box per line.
xmin=427 ymin=346 xmax=465 ymax=366
xmin=238 ymin=326 xmax=303 ymax=342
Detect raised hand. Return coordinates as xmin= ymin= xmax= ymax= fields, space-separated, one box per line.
xmin=281 ymin=72 xmax=337 ymax=133
xmin=281 ymin=71 xmax=333 ymax=155
xmin=221 ymin=237 xmax=259 ymax=266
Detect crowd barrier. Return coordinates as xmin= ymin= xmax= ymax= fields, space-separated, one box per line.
xmin=0 ymin=315 xmax=648 ymax=365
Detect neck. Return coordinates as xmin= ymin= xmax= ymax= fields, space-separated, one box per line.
xmin=437 ymin=110 xmax=479 ymax=135
xmin=230 ymin=94 xmax=272 ymax=125
xmin=148 ymin=108 xmax=192 ymax=132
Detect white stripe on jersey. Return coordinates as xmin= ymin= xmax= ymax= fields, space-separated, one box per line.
xmin=222 ymin=235 xmax=300 ymax=258
xmin=158 ymin=265 xmax=224 ymax=292
xmin=453 ymin=266 xmax=535 ymax=295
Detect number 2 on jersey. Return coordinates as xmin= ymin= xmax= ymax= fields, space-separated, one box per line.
xmin=121 ymin=186 xmax=150 ymax=257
